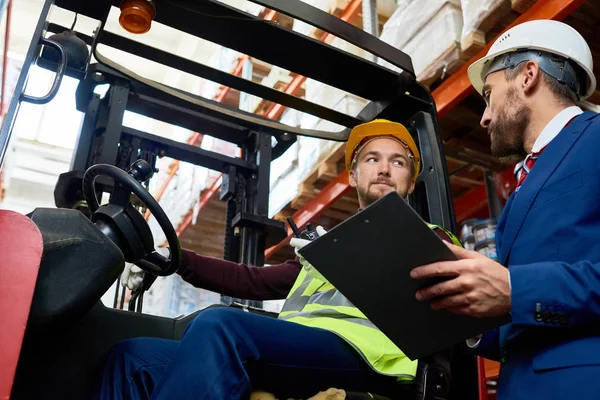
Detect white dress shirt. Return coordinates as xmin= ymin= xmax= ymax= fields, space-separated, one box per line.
xmin=515 ymin=106 xmax=584 ymax=181
xmin=467 ymin=105 xmax=584 ymax=349
xmin=532 ymin=106 xmax=583 ymax=152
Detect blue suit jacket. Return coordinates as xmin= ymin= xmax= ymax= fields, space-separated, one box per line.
xmin=477 ymin=111 xmax=600 ymax=399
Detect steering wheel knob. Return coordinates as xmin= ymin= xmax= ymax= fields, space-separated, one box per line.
xmin=129 ymin=159 xmax=154 ymax=183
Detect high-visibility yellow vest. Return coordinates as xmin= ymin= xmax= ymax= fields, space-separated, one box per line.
xmin=278 ymin=224 xmax=462 ymax=379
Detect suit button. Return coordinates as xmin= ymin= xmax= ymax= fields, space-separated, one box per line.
xmin=501 ymin=351 xmax=507 ymax=364
xmin=535 ymin=312 xmax=543 ymax=322
xmin=535 ymin=303 xmax=543 ymax=322
xmin=542 ymin=311 xmax=550 ymax=323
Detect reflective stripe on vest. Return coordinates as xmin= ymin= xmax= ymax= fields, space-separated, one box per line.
xmin=280 ymin=268 xmax=416 ymax=380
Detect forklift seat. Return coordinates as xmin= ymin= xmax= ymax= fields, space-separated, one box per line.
xmin=26 ymin=208 xmax=124 ymax=329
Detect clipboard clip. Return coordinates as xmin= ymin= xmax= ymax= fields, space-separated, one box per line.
xmin=286 ymin=217 xmax=320 ymax=241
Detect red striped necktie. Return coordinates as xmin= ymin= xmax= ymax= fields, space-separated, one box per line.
xmin=516 ymin=148 xmax=544 ymax=188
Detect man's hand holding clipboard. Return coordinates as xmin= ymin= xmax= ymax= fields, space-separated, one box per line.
xmin=411 ymin=241 xmax=512 ymax=318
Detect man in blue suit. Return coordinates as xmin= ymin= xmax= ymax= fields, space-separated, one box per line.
xmin=410 ymin=19 xmax=599 ymax=399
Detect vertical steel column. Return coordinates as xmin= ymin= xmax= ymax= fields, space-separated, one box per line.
xmin=362 ymin=0 xmax=378 ymax=62
xmin=98 ymin=82 xmax=129 ymax=166
xmin=70 ymin=93 xmax=101 ymax=171
xmin=237 ymin=131 xmax=272 ymax=308
xmin=221 ymin=166 xmax=241 ymax=306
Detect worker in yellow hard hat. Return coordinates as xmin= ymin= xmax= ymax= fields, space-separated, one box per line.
xmin=285 ymin=118 xmax=462 ymax=391
xmin=104 ymin=118 xmax=460 ymax=400
xmin=345 ymin=119 xmax=421 ymax=207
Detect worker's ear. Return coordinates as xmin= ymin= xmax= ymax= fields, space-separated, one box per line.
xmin=522 ymin=60 xmax=542 ymax=96
xmin=349 ymin=167 xmax=357 ymax=188
xmin=407 ymin=178 xmax=416 ymax=195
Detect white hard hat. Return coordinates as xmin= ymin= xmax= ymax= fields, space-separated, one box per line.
xmin=468 ymin=20 xmax=596 ymax=99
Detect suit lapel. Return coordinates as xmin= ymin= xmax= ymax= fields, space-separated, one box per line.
xmin=499 ymin=112 xmax=596 ymax=262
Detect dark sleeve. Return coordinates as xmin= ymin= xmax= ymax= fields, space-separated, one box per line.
xmin=432 ymin=227 xmax=455 ymax=243
xmin=177 ymin=249 xmax=301 ymax=301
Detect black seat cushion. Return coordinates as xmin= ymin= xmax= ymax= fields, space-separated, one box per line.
xmin=27 ymin=208 xmax=124 ymax=328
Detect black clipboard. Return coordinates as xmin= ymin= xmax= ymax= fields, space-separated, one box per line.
xmin=298 ymin=192 xmax=510 ymax=360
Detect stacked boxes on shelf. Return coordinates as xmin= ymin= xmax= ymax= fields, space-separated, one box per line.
xmin=379 ymin=0 xmax=464 ymax=85
xmin=380 ymin=0 xmax=536 ymax=85
xmin=472 ymin=218 xmax=498 ymax=261
xmin=460 ymin=218 xmax=479 ymax=250
xmin=459 ymin=0 xmax=512 ymax=57
xmin=460 ymin=218 xmax=498 ymax=261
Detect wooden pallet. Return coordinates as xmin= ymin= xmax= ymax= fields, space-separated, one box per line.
xmin=179 ymin=193 xmax=228 ymax=259
xmin=419 ymin=43 xmax=465 ymax=88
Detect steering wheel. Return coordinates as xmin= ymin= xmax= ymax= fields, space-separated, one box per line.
xmin=82 ymin=161 xmax=181 ymax=276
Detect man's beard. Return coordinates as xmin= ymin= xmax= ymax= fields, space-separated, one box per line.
xmin=489 ymin=87 xmax=529 ymax=160
xmin=357 ymin=178 xmax=403 ymax=207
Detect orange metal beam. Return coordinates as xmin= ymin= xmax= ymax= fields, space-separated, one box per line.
xmin=175 ymin=1 xmax=362 ymax=236
xmin=434 ymin=0 xmax=585 ymax=118
xmin=264 ymin=0 xmax=584 ymax=256
xmin=477 ymin=357 xmax=490 ymax=400
xmin=484 ymin=358 xmax=500 ymax=381
xmin=263 ymin=8 xmax=278 ymax=21
xmin=265 ymin=170 xmax=352 ymax=259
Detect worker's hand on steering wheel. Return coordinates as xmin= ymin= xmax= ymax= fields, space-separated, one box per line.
xmin=121 ymin=247 xmax=170 ymax=291
xmin=290 ymin=226 xmax=328 ymax=282
xmin=121 ymin=263 xmax=145 ymax=291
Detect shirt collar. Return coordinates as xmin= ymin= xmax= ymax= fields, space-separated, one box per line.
xmin=531 ymin=106 xmax=583 ymax=153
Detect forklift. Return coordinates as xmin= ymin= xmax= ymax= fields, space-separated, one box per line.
xmin=0 ymin=1 xmax=484 ymax=399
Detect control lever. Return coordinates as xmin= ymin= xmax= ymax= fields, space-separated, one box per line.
xmin=286 ymin=217 xmax=320 ymax=241
xmin=128 ymin=272 xmax=158 ymax=313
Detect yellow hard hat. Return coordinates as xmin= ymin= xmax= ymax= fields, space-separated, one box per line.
xmin=345 ymin=119 xmax=421 ymax=179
